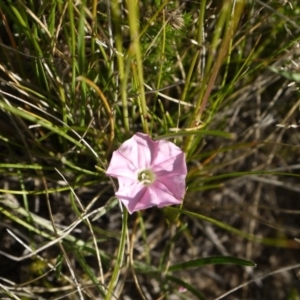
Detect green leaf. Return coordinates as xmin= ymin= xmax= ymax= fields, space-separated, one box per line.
xmin=168 ymin=207 xmax=296 ymax=248
xmin=268 ymin=66 xmax=300 ymax=82
xmin=169 ymin=256 xmax=256 ymax=272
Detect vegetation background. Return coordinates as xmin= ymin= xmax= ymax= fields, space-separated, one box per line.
xmin=1 ymin=0 xmax=300 ymax=299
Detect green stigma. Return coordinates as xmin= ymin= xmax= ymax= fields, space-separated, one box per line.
xmin=137 ymin=169 xmax=156 ymax=186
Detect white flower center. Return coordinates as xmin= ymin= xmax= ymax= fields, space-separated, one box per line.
xmin=137 ymin=169 xmax=156 ymax=186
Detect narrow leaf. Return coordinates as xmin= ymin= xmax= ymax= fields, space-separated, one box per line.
xmin=169 ymin=256 xmax=256 ymax=272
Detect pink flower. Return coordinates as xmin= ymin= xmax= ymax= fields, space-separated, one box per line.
xmin=106 ymin=133 xmax=187 ymax=214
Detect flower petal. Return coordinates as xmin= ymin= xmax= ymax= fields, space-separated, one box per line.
xmin=151 ymin=139 xmax=185 ymax=170
xmin=132 ymin=133 xmax=157 ymax=169
xmin=150 ymin=181 xmax=183 ymax=207
xmin=152 ymin=152 xmax=187 ymax=177
xmin=116 ymin=176 xmax=184 ymax=213
xmin=155 ymin=174 xmax=186 ymax=202
xmin=106 ymin=133 xmax=160 ymax=179
xmin=115 ymin=180 xmax=158 ymax=213
xmin=105 ymin=149 xmax=138 ymax=179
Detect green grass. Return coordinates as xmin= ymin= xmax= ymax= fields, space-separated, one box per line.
xmin=1 ymin=0 xmax=300 ymax=299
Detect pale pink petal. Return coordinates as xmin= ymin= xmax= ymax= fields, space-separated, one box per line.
xmin=116 ymin=176 xmax=137 ymax=190
xmin=115 ymin=181 xmax=158 ymax=213
xmin=106 ymin=133 xmax=152 ymax=177
xmin=106 ymin=150 xmax=138 ymax=179
xmin=151 ymin=139 xmax=184 ymax=168
xmin=150 ymin=181 xmax=183 ymax=207
xmin=155 ymin=175 xmax=186 ymax=201
xmin=128 ymin=187 xmax=158 ymax=213
xmin=152 ymin=152 xmax=187 ymax=176
xmin=128 ymin=133 xmax=153 ymax=169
